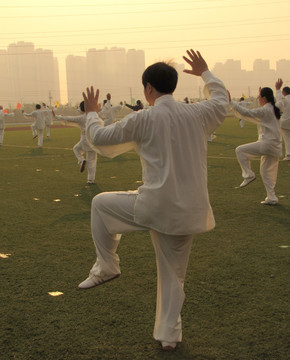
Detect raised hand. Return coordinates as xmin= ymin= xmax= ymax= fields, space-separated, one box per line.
xmin=183 ymin=50 xmax=208 ymax=76
xmin=275 ymin=78 xmax=283 ymax=90
xmin=82 ymin=86 xmax=100 ymax=113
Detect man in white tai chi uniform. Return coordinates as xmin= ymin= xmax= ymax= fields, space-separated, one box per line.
xmin=23 ymin=104 xmax=46 ymax=148
xmin=79 ymin=50 xmax=228 ymax=351
xmin=42 ymin=103 xmax=53 ymax=138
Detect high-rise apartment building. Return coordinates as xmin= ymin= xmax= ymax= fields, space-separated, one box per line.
xmin=0 ymin=41 xmax=60 ymax=107
xmin=66 ymin=47 xmax=146 ymax=106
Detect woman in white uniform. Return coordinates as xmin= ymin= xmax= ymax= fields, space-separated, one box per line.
xmin=230 ymin=87 xmax=282 ymax=205
xmin=23 ymin=104 xmax=46 ymax=148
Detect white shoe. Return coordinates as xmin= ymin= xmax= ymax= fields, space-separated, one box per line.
xmin=161 ymin=341 xmax=177 ymax=351
xmin=260 ymin=200 xmax=278 ymax=206
xmin=239 ymin=176 xmax=256 ymax=188
xmin=78 ymin=273 xmax=120 ymax=289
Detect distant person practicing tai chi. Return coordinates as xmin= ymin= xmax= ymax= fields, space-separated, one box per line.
xmin=230 ymin=86 xmax=282 ymax=205
xmin=275 ymin=78 xmax=290 ymax=161
xmin=98 ymin=93 xmax=112 ymax=123
xmin=79 ymin=49 xmax=228 ymax=351
xmin=0 ymin=106 xmax=14 ymax=146
xmin=238 ymin=97 xmax=252 ymax=128
xmin=97 ymin=93 xmax=123 ymax=126
xmin=125 ymin=99 xmax=144 ymax=111
xmin=53 ymin=101 xmax=97 ymax=184
xmin=42 ymin=103 xmax=53 ymax=138
xmin=23 ymin=104 xmax=46 ymax=148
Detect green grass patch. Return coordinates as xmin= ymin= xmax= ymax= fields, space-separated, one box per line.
xmin=0 ymin=119 xmax=289 ymax=359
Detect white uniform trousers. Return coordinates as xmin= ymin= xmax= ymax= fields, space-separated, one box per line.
xmin=73 ymin=141 xmax=97 ymax=182
xmin=235 ymin=141 xmax=279 ymax=202
xmin=281 ymin=128 xmax=290 ymax=159
xmin=89 ymin=191 xmax=193 ymax=344
xmin=46 ymin=124 xmax=50 ymax=138
xmin=31 ymin=124 xmax=44 ymax=148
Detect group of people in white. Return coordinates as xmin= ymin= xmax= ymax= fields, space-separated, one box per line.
xmin=0 ymin=48 xmax=289 ymax=351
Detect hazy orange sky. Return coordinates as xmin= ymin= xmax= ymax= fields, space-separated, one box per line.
xmin=1 ymin=0 xmax=290 ymax=102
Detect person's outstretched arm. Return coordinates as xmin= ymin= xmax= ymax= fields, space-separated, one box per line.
xmin=183 ymin=49 xmax=229 ymax=135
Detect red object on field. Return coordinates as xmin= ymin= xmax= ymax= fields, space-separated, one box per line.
xmin=16 ymin=102 xmax=21 ymax=109
xmin=3 ymin=109 xmax=8 ymax=113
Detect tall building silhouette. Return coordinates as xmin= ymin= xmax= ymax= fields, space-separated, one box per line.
xmin=0 ymin=41 xmax=60 ymax=107
xmin=66 ymin=55 xmax=87 ymax=105
xmin=66 ymin=47 xmax=146 ymax=106
xmin=276 ymin=59 xmax=290 ymax=84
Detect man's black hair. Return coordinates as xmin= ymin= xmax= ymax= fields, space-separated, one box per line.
xmin=79 ymin=100 xmax=85 ymax=112
xmin=36 ymin=104 xmax=41 ymax=109
xmin=142 ymin=62 xmax=178 ymax=94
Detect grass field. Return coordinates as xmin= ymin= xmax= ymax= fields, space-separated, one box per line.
xmin=0 ymin=118 xmax=289 ymax=360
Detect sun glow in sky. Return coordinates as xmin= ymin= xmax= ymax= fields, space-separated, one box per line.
xmin=1 ymin=0 xmax=290 ymax=102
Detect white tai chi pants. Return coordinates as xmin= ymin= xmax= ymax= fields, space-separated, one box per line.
xmin=89 ymin=191 xmax=193 ymax=344
xmin=281 ymin=128 xmax=290 ymax=159
xmin=46 ymin=124 xmax=50 ymax=138
xmin=235 ymin=141 xmax=279 ymax=202
xmin=31 ymin=124 xmax=44 ymax=148
xmin=73 ymin=141 xmax=97 ymax=182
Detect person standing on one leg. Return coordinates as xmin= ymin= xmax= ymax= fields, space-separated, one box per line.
xmin=230 ymin=87 xmax=282 ymax=205
xmin=23 ymin=104 xmax=46 ymax=148
xmin=0 ymin=106 xmax=14 ymax=146
xmin=275 ymin=79 xmax=290 ymax=161
xmin=79 ymin=49 xmax=229 ymax=351
xmin=53 ymin=101 xmax=97 ymax=184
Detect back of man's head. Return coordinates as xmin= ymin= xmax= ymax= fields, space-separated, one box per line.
xmin=36 ymin=104 xmax=41 ymax=109
xmin=142 ymin=62 xmax=178 ymax=94
xmin=79 ymin=101 xmax=85 ymax=112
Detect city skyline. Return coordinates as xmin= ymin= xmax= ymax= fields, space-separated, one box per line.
xmin=0 ymin=0 xmax=289 ymax=104
xmin=0 ymin=41 xmax=289 ymax=108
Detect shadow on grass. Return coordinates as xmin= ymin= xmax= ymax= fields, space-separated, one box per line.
xmin=262 ymin=203 xmax=290 ymax=231
xmin=49 ymin=184 xmax=103 ymax=226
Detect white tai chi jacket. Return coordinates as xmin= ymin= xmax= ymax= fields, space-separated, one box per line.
xmin=86 ymin=70 xmax=228 ymax=236
xmin=231 ymin=102 xmax=282 ymax=157
xmin=24 ymin=110 xmax=46 ymax=130
xmin=276 ymin=90 xmax=290 ymax=130
xmin=103 ymin=104 xmax=123 ymax=127
xmin=98 ymin=100 xmax=111 ymax=121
